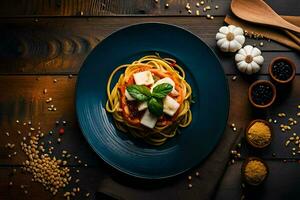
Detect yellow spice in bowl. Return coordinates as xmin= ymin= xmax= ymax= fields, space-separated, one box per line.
xmin=247 ymin=121 xmax=271 ymax=147
xmin=244 ymin=160 xmax=267 ymax=185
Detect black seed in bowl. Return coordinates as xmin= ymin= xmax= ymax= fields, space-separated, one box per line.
xmin=251 ymin=83 xmax=274 ymax=106
xmin=271 ymin=60 xmax=293 ymax=81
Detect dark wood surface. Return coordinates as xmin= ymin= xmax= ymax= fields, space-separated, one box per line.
xmin=0 ymin=0 xmax=300 ymax=200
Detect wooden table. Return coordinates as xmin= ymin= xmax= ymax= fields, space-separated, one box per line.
xmin=0 ymin=1 xmax=299 ymax=199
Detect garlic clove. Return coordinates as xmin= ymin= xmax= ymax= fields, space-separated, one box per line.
xmin=244 ymin=45 xmax=253 ymax=55
xmin=219 ymin=26 xmax=229 ymax=34
xmin=253 ymin=55 xmax=264 ymax=65
xmin=238 ymin=48 xmax=247 ymax=56
xmin=237 ymin=61 xmax=247 ymax=73
xmin=229 ymin=40 xmax=241 ymax=52
xmin=251 ymin=47 xmax=261 ymax=57
xmin=233 ymin=27 xmax=244 ymax=35
xmin=217 ymin=38 xmax=227 ymax=47
xmin=250 ymin=61 xmax=260 ymax=73
xmin=216 ymin=32 xmax=226 ymax=40
xmin=220 ymin=40 xmax=230 ymax=52
xmin=235 ymin=52 xmax=246 ymax=62
xmin=228 ymin=25 xmax=236 ymax=32
xmin=246 ymin=64 xmax=253 ymax=74
xmin=234 ymin=35 xmax=245 ymax=45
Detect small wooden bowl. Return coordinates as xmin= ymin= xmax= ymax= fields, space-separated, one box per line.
xmin=269 ymin=57 xmax=296 ymax=84
xmin=245 ymin=119 xmax=272 ymax=148
xmin=248 ymin=80 xmax=276 ymax=109
xmin=241 ymin=157 xmax=269 ymax=186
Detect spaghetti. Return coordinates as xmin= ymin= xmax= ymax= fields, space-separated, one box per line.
xmin=106 ymin=54 xmax=192 ymax=145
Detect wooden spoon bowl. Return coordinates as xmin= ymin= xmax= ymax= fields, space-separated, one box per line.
xmin=231 ymin=0 xmax=300 ymax=34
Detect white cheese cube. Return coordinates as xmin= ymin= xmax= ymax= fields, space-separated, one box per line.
xmin=125 ymin=89 xmax=135 ymax=101
xmin=138 ymin=102 xmax=148 ymax=111
xmin=151 ymin=77 xmax=179 ymax=96
xmin=163 ymin=96 xmax=180 ymax=116
xmin=140 ymin=109 xmax=157 ymax=129
xmin=133 ymin=71 xmax=154 ymax=85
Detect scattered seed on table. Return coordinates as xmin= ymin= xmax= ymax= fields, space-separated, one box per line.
xmin=49 ymin=131 xmax=53 ymax=135
xmin=43 ymin=88 xmax=48 ymax=94
xmin=272 ymin=153 xmax=276 ymax=157
xmin=232 ymin=76 xmax=237 ymax=81
xmin=53 ymin=79 xmax=57 ymax=83
xmin=233 ymin=127 xmax=237 ymax=132
xmin=210 ymin=16 xmax=214 ymax=20
xmin=196 ymin=10 xmax=200 ymax=15
xmin=196 ymin=2 xmax=200 ymax=7
xmin=9 ymin=181 xmax=13 ymax=186
xmin=63 ymin=120 xmax=67 ymax=125
xmin=188 ymin=10 xmax=192 ymax=14
xmin=86 ymin=192 xmax=90 ymax=197
xmin=155 ymin=0 xmax=158 ymax=3
xmin=273 ymin=120 xmax=277 ymax=124
xmin=188 ymin=184 xmax=193 ymax=189
xmin=165 ymin=3 xmax=169 ymax=8
xmin=185 ymin=3 xmax=191 ymax=10
xmin=16 ymin=120 xmax=19 ymax=123
xmin=200 ymin=1 xmax=204 ymax=5
xmin=68 ymin=74 xmax=73 ymax=79
xmin=57 ymin=138 xmax=61 ymax=143
xmin=195 ymin=171 xmax=199 ymax=176
xmin=215 ymin=5 xmax=219 ymax=9
xmin=75 ymin=179 xmax=80 ymax=183
xmin=5 ymin=132 xmax=9 ymax=136
xmin=188 ymin=175 xmax=192 ymax=180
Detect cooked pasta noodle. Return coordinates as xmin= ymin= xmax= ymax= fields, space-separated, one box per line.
xmin=106 ymin=54 xmax=192 ymax=145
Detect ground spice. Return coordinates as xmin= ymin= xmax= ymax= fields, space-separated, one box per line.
xmin=247 ymin=122 xmax=271 ymax=147
xmin=244 ymin=160 xmax=267 ymax=185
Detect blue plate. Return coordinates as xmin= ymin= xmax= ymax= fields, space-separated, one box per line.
xmin=76 ymin=23 xmax=229 ymax=179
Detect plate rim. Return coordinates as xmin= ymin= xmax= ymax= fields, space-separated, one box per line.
xmin=75 ymin=22 xmax=230 ymax=179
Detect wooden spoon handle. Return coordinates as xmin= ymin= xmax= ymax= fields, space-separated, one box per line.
xmin=284 ymin=30 xmax=300 ymax=46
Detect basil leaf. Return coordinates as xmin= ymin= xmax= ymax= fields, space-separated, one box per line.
xmin=126 ymin=85 xmax=151 ymax=102
xmin=148 ymin=97 xmax=163 ymax=117
xmin=152 ymin=83 xmax=173 ymax=99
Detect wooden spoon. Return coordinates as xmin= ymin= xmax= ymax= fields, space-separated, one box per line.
xmin=231 ymin=0 xmax=300 ymax=34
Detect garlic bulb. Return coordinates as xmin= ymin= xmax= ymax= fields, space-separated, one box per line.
xmin=216 ymin=25 xmax=245 ymax=52
xmin=235 ymin=45 xmax=264 ymax=75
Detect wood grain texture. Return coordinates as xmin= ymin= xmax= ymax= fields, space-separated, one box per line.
xmin=0 ymin=0 xmax=299 ymax=17
xmin=0 ymin=166 xmax=105 ymax=200
xmin=0 ymin=17 xmax=299 ymax=75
